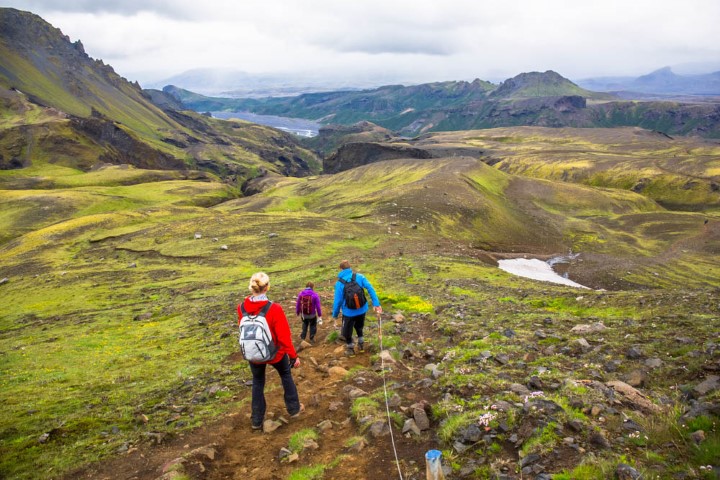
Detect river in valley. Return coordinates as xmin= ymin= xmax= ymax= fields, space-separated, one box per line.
xmin=211 ymin=111 xmax=321 ymax=137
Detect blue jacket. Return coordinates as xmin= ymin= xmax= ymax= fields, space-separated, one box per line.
xmin=332 ymin=268 xmax=380 ymax=318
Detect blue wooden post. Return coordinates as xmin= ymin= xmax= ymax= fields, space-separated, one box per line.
xmin=425 ymin=449 xmax=445 ymax=480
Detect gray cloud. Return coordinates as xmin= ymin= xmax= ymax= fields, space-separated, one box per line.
xmin=2 ymin=0 xmax=719 ymax=85
xmin=7 ymin=0 xmax=196 ymax=19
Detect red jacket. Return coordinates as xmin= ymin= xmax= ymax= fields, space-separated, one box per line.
xmin=238 ymin=297 xmax=297 ymax=364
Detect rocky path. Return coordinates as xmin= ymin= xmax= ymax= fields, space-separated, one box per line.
xmin=68 ymin=313 xmax=441 ymax=480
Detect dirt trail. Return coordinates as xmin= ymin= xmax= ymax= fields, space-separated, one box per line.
xmin=206 ymin=316 xmax=437 ymax=480
xmin=67 ymin=315 xmax=438 ymax=480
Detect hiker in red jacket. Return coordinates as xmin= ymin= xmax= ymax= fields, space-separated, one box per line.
xmin=295 ymin=281 xmax=323 ymax=343
xmin=238 ymin=272 xmax=303 ymax=430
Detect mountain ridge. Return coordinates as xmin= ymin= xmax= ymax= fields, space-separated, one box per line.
xmin=165 ymin=71 xmax=720 ymax=138
xmin=0 ymin=8 xmax=320 ymax=180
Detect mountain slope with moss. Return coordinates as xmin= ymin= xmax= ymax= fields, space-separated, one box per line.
xmin=0 ymin=7 xmax=719 ymax=480
xmin=0 ymin=8 xmax=320 ymax=182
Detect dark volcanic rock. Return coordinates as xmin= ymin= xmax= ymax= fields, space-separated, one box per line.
xmin=323 ymin=142 xmax=432 ymax=174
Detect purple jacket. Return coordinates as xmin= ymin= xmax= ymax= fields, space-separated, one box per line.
xmin=295 ymin=288 xmax=322 ymax=317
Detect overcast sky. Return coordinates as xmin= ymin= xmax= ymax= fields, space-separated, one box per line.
xmin=3 ymin=0 xmax=720 ymax=87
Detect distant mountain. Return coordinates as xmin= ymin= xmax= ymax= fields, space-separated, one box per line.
xmin=577 ymin=67 xmax=720 ymax=96
xmin=165 ymin=71 xmax=720 ymax=138
xmin=489 ymin=71 xmax=608 ymax=100
xmin=0 ymin=8 xmax=319 ymax=178
xmin=146 ymin=68 xmax=379 ymax=98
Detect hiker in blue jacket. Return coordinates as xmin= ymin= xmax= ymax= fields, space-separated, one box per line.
xmin=332 ymin=260 xmax=382 ymax=356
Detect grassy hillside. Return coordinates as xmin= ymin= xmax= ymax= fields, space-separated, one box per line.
xmin=414 ymin=127 xmax=720 ymax=212
xmin=1 ymin=125 xmax=719 ymax=478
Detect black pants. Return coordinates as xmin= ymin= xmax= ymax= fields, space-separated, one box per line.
xmin=341 ymin=313 xmax=366 ymax=347
xmin=249 ymin=354 xmax=300 ymax=427
xmin=300 ymin=316 xmax=317 ymax=341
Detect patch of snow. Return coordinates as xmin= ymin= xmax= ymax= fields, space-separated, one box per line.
xmin=498 ymin=258 xmax=589 ymax=289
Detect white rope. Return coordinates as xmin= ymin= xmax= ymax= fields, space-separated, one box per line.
xmin=377 ymin=312 xmax=404 ymax=480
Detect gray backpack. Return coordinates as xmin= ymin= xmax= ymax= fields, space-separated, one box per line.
xmin=239 ymin=302 xmax=277 ymax=362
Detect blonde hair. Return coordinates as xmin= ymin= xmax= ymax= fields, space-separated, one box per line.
xmin=248 ymin=272 xmax=270 ymax=294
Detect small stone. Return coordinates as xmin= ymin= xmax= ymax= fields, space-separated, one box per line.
xmin=494 ymin=354 xmax=510 ymax=365
xmin=392 ymin=313 xmax=405 ymax=323
xmin=460 ymin=424 xmax=482 ymax=443
xmin=589 ymin=431 xmax=610 ymax=449
xmin=520 ymin=453 xmax=540 ymax=468
xmin=347 ymin=388 xmax=368 ymax=399
xmin=625 ymin=369 xmax=646 ymax=388
xmin=528 ymin=376 xmax=544 ymax=390
xmin=502 ymin=328 xmax=516 ymax=338
xmin=38 ymin=433 xmax=50 ymax=444
xmin=127 ymin=262 xmax=137 ymax=268
xmin=626 ymin=346 xmax=643 ymax=359
xmin=453 ymin=441 xmax=470 ymax=453
xmin=297 ymin=340 xmax=313 ymax=352
xmin=573 ymin=338 xmax=592 ymax=353
xmin=302 ymin=438 xmax=319 ymax=450
xmin=328 ymin=366 xmax=348 ymax=379
xmin=570 ymin=322 xmax=606 ymax=334
xmin=268 ymin=233 xmax=279 ymax=238
xmin=0 ymin=278 xmax=8 ymax=285
xmin=566 ymin=420 xmax=583 ymax=433
xmin=694 ymin=376 xmax=720 ymax=396
xmin=388 ymin=394 xmax=402 ymax=408
xmin=278 ymin=447 xmax=292 ymax=460
xmin=413 ymin=408 xmax=430 ymax=430
xmin=220 ymin=245 xmax=228 ymax=250
xmin=347 ymin=437 xmax=368 ymax=453
xmin=645 ymin=358 xmax=663 ymax=369
xmin=403 ymin=418 xmax=422 ymax=436
xmin=691 ymin=430 xmax=706 ymax=444
xmin=511 ymin=383 xmax=531 ymax=396
xmin=263 ymin=419 xmax=282 ymax=433
xmin=591 ymin=404 xmax=604 ymax=416
xmin=317 ymin=420 xmax=333 ymax=431
xmin=194 ymin=233 xmax=202 ymax=239
xmin=380 ymin=350 xmax=396 ymax=364
xmin=616 ymin=463 xmax=641 ymax=480
xmin=328 ymin=401 xmax=343 ymax=411
xmin=369 ymin=420 xmax=389 ymax=437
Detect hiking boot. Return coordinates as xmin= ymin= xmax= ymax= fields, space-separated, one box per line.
xmin=345 ymin=346 xmax=355 ymax=356
xmin=290 ymin=403 xmax=305 ymax=418
xmin=251 ymin=423 xmax=262 ymax=431
xmin=358 ymin=342 xmax=365 ymax=352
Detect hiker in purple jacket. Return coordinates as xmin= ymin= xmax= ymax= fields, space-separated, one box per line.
xmin=295 ymin=282 xmax=323 ymax=343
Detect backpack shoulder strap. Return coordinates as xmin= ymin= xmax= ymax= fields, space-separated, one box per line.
xmin=259 ymin=301 xmax=273 ymax=316
xmin=351 ymin=273 xmax=357 ymax=282
xmin=241 ymin=301 xmax=272 ymax=318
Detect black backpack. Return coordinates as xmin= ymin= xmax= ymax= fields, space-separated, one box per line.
xmin=340 ymin=273 xmax=367 ymax=309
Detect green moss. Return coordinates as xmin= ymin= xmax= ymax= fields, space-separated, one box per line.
xmin=288 ymin=428 xmax=319 ymax=454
